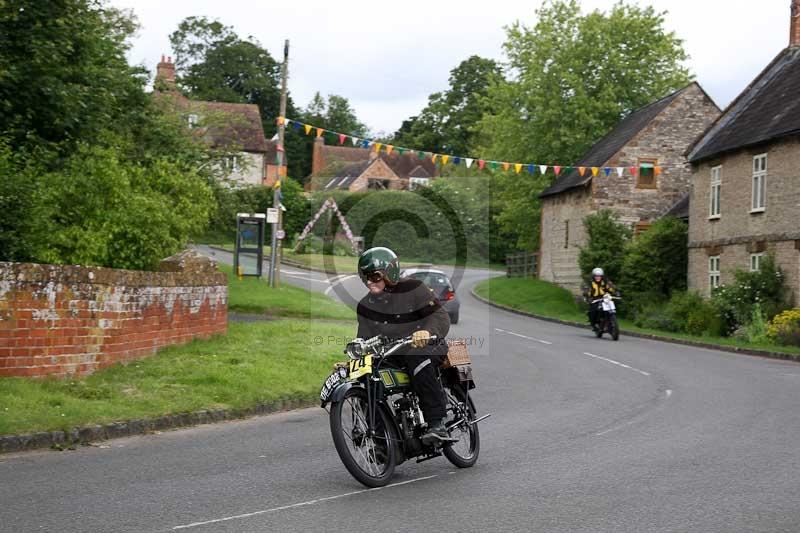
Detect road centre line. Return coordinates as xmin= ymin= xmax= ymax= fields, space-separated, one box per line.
xmin=595 ymin=389 xmax=672 ymax=436
xmin=494 ymin=328 xmax=553 ymax=345
xmin=583 ymin=352 xmax=651 ymax=376
xmin=171 ymin=475 xmax=438 ymax=530
xmin=325 ymin=275 xmax=358 ymax=296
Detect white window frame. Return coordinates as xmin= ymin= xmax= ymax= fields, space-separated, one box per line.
xmin=709 ymin=255 xmax=721 ymax=291
xmin=750 ymin=252 xmax=765 ymax=272
xmin=751 ymin=154 xmax=767 ymax=212
xmin=409 ymin=177 xmax=430 ymax=190
xmin=187 ymin=114 xmax=199 ymax=128
xmin=709 ymin=165 xmax=722 ymax=219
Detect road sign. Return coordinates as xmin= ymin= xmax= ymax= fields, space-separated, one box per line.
xmin=276 ymin=230 xmax=285 ymax=240
xmin=267 ymin=208 xmax=279 ymax=224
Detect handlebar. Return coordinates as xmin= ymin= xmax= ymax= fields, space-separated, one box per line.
xmin=344 ymin=334 xmax=439 ymax=359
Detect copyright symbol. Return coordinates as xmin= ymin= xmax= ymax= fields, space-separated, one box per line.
xmin=313 ymin=336 xmax=323 ymax=345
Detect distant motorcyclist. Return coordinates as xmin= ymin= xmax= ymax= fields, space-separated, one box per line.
xmin=583 ymin=267 xmax=616 ymax=332
xmin=355 ymin=246 xmax=456 ymax=445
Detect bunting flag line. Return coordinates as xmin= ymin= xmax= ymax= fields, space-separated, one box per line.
xmin=280 ymin=117 xmax=671 ymax=178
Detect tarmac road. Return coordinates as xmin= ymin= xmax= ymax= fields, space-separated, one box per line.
xmin=1 ymin=248 xmax=799 ymax=532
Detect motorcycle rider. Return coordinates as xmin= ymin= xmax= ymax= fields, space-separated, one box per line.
xmin=355 ymin=246 xmax=457 ymax=445
xmin=584 ymin=267 xmax=616 ymax=332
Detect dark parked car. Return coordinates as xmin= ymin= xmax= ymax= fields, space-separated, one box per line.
xmin=401 ymin=268 xmax=460 ymax=324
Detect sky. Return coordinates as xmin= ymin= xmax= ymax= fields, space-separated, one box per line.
xmin=114 ymin=0 xmax=791 ymax=136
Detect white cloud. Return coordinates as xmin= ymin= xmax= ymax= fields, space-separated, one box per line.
xmin=116 ymin=0 xmax=791 ymax=133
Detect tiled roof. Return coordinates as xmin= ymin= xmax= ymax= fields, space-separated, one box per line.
xmin=688 ymin=46 xmax=800 ymax=162
xmin=539 ymin=84 xmax=695 ymax=198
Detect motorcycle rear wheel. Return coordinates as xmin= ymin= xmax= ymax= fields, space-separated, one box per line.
xmin=330 ymin=387 xmax=396 ymax=487
xmin=442 ymin=384 xmax=480 ymax=468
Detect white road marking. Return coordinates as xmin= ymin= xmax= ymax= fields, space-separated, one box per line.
xmin=665 ymin=389 xmax=672 ymax=398
xmin=280 ymin=273 xmax=330 ymax=284
xmin=582 ymin=352 xmax=651 ymax=376
xmin=595 ymin=389 xmax=672 ymax=437
xmin=325 ymin=274 xmax=358 ymax=296
xmin=494 ymin=328 xmax=553 ymax=345
xmin=172 ymin=475 xmax=438 ymax=530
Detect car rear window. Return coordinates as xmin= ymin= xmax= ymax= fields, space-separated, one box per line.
xmin=410 ymin=272 xmax=452 ymax=290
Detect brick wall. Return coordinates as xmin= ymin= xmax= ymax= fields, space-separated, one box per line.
xmin=688 ymin=137 xmax=800 ymax=301
xmin=0 ymin=250 xmax=227 ymax=378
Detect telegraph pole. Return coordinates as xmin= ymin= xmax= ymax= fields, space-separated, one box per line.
xmin=269 ymin=39 xmax=289 ymax=288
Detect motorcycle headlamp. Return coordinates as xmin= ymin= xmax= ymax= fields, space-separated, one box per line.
xmin=345 ymin=340 xmax=366 ymax=360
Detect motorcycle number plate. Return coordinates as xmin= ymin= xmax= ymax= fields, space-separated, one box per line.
xmin=602 ymin=301 xmax=615 ymax=312
xmin=348 ymin=355 xmax=373 ymax=380
xmin=320 ymin=371 xmax=343 ymax=402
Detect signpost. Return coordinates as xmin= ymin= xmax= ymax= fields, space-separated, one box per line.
xmin=269 ymin=39 xmax=290 ymax=288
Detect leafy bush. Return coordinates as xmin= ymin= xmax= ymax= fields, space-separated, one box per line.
xmin=621 ymin=216 xmax=687 ymax=298
xmin=712 ymin=254 xmax=790 ymax=334
xmin=578 ymin=210 xmax=631 ymax=282
xmin=767 ymin=308 xmax=800 ymax=347
xmin=633 ymin=290 xmax=724 ymax=336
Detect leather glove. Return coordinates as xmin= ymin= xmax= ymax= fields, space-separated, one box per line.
xmin=411 ymin=330 xmax=431 ymax=348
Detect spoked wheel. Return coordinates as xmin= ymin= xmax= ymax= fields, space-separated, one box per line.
xmin=330 ymin=387 xmax=396 ymax=487
xmin=442 ymin=384 xmax=480 ymax=468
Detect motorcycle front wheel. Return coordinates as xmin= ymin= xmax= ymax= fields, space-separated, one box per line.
xmin=442 ymin=384 xmax=480 ymax=468
xmin=330 ymin=387 xmax=396 ymax=487
xmin=610 ymin=314 xmax=620 ymax=341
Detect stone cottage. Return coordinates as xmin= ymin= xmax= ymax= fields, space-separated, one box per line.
xmin=308 ymin=137 xmax=438 ymax=191
xmin=537 ymin=82 xmax=721 ymax=292
xmin=154 ymin=56 xmax=283 ymax=187
xmin=686 ymin=2 xmax=800 ymax=301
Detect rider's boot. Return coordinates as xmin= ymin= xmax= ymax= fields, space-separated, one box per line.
xmin=421 ymin=419 xmax=459 ymax=445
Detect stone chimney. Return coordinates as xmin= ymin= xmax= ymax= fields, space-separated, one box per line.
xmin=792 ymin=0 xmax=800 ymax=46
xmin=312 ymin=137 xmax=326 ymax=175
xmin=155 ymin=55 xmax=176 ymax=90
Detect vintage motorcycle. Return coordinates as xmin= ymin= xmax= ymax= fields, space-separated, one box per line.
xmin=591 ymin=293 xmax=622 ymax=341
xmin=320 ymin=334 xmax=486 ymax=487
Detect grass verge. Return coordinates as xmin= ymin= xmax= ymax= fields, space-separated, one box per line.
xmin=0 ymin=320 xmax=353 ymax=436
xmin=474 ymin=277 xmax=800 ymax=358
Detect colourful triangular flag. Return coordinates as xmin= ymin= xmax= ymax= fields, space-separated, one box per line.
xmin=539 ymin=165 xmax=548 ymax=175
xmin=431 ymin=154 xmax=438 ymax=163
xmin=528 ymin=164 xmax=535 ymax=175
xmin=292 ymin=121 xmax=301 ymax=131
xmin=478 ymin=159 xmax=486 ymax=170
xmin=554 ymin=165 xmax=561 ymax=176
xmin=442 ymin=155 xmax=449 ymax=165
xmin=629 ymin=166 xmax=638 ymax=177
xmin=338 ymin=134 xmax=346 ymax=145
xmin=351 ymin=136 xmax=360 ymax=146
xmin=502 ymin=162 xmax=510 ymax=171
xmin=603 ymin=167 xmax=612 ymax=177
xmin=418 ymin=151 xmax=426 ymax=159
xmin=514 ymin=163 xmax=522 ymax=173
xmin=316 ymin=127 xmax=324 ymax=138
xmin=304 ymin=124 xmax=312 ymax=135
xmin=453 ymin=156 xmax=460 ymax=165
xmin=654 ymin=166 xmax=662 ymax=176
xmin=614 ymin=167 xmax=623 ymax=178
xmin=374 ymin=142 xmax=382 ymax=152
xmin=398 ymin=147 xmax=406 ymax=155
xmin=465 ymin=158 xmax=474 ymax=169
xmin=490 ymin=161 xmax=498 ymax=170
xmin=591 ymin=167 xmax=599 ymax=177
xmin=277 ymin=116 xmax=285 ymax=126
xmin=386 ymin=145 xmax=394 ymax=155
xmin=578 ymin=167 xmax=586 ymax=177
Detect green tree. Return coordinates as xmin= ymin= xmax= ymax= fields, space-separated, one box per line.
xmin=475 ymin=0 xmax=691 ymax=251
xmin=169 ymin=17 xmax=307 ymax=179
xmin=621 ymin=217 xmax=688 ymax=298
xmin=578 ymin=210 xmax=631 ymax=283
xmin=393 ymin=56 xmax=501 ymax=155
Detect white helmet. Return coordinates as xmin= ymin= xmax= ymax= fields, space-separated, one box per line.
xmin=592 ymin=267 xmax=604 ymax=277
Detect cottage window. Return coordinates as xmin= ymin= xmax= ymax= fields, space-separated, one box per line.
xmin=751 ymin=154 xmax=767 ymax=212
xmin=636 ymin=159 xmax=657 ymax=189
xmin=750 ymin=252 xmax=765 ymax=272
xmin=564 ymin=220 xmax=569 ymax=249
xmin=709 ymin=165 xmax=722 ymax=218
xmin=187 ymin=114 xmax=199 ymax=128
xmin=409 ymin=177 xmax=430 ymax=190
xmin=224 ymin=155 xmax=239 ymax=173
xmin=709 ymin=256 xmax=721 ymax=290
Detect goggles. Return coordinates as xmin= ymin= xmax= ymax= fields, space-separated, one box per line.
xmin=361 ymin=271 xmax=385 ymax=284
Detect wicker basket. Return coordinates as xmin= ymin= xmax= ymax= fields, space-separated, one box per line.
xmin=442 ymin=340 xmax=471 ymax=368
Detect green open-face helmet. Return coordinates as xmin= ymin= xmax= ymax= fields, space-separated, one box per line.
xmin=358 ymin=247 xmax=400 ymax=284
